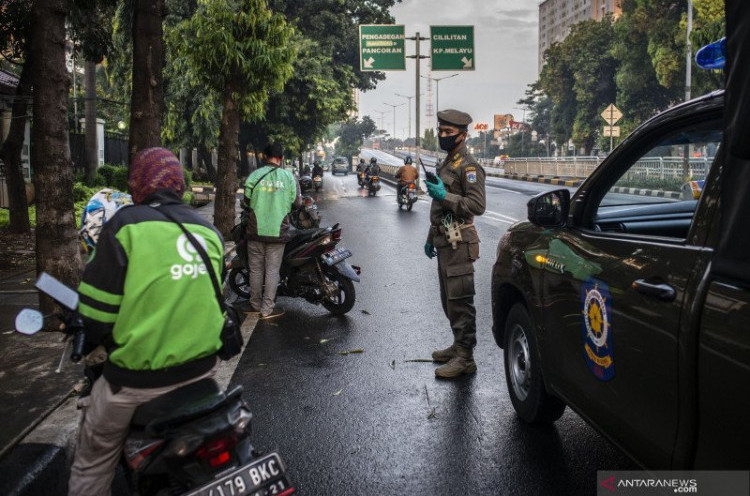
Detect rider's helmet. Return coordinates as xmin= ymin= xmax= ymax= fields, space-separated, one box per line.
xmin=359 ymin=158 xmax=365 ymax=164
xmin=404 ymin=155 xmax=413 ymax=165
xmin=370 ymin=157 xmax=377 ymax=164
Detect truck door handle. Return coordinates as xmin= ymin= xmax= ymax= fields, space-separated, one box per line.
xmin=632 ymin=279 xmax=676 ymax=302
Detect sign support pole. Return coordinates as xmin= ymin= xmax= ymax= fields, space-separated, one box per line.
xmin=610 ymin=107 xmax=614 ymax=153
xmin=407 ymin=32 xmax=429 ymax=189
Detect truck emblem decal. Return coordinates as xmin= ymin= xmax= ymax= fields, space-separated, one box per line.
xmin=581 ymin=279 xmax=615 ymax=381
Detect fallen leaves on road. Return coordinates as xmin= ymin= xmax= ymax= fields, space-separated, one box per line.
xmin=361 ymin=310 xmax=371 ymax=315
xmin=337 ymin=349 xmax=364 ymax=356
xmin=332 ymin=389 xmax=343 ymax=396
xmin=404 ymin=358 xmax=433 ymax=363
xmin=390 ymin=360 xmax=396 ymax=370
xmin=427 ymin=407 xmax=437 ymax=419
xmin=319 ymin=338 xmax=331 ymax=344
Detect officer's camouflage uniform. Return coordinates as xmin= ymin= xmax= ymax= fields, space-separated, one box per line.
xmin=426 ymin=142 xmax=486 ymax=358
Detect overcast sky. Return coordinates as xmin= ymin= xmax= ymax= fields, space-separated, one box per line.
xmin=358 ymin=0 xmax=540 ymax=140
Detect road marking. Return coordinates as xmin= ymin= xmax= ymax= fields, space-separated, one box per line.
xmin=485 ymin=209 xmax=518 ymax=222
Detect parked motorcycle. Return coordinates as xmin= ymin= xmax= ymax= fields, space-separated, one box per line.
xmin=14 ymin=273 xmax=294 ymax=496
xmin=299 ymin=173 xmax=313 ymax=192
xmin=289 ymin=195 xmax=320 ymax=229
xmin=397 ymin=181 xmax=418 ymax=211
xmin=366 ymin=175 xmax=380 ymax=197
xmin=313 ymin=174 xmax=323 ymax=192
xmin=227 ymin=222 xmax=360 ymax=315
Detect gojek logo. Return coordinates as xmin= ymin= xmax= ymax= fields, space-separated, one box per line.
xmin=170 ymin=233 xmax=209 ymax=280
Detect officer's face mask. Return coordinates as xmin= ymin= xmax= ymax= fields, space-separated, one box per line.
xmin=438 ymin=128 xmax=465 ymax=151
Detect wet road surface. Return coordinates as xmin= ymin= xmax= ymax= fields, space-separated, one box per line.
xmin=230 ymin=171 xmax=636 ymax=495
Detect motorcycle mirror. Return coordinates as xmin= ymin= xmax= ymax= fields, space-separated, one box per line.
xmin=15 ymin=309 xmax=44 ymax=335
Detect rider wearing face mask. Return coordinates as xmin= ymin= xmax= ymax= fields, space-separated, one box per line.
xmin=423 ymin=109 xmax=486 ymax=379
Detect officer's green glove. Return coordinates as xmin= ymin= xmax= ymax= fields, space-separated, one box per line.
xmin=424 ymin=242 xmax=437 ymax=259
xmin=425 ymin=176 xmax=446 ymax=201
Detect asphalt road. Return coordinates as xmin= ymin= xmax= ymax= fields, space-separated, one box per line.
xmin=229 ymin=168 xmax=636 ymax=495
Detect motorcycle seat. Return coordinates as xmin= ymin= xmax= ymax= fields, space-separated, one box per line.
xmin=286 ymin=227 xmax=326 ymax=250
xmin=131 ymin=378 xmax=243 ymax=434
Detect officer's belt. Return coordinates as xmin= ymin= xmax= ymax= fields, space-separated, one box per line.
xmin=432 ymin=223 xmax=474 ymax=234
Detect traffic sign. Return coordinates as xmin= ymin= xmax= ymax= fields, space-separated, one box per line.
xmin=601 ymin=104 xmax=622 ymax=125
xmin=603 ymin=126 xmax=621 ymax=137
xmin=359 ymin=25 xmax=406 ymax=71
xmin=430 ymin=26 xmax=475 ymax=71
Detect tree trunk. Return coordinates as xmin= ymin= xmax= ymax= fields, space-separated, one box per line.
xmin=238 ymin=138 xmax=249 ymax=180
xmin=129 ymin=0 xmax=165 ymax=162
xmin=31 ymin=0 xmax=82 ymax=311
xmin=0 ymin=60 xmax=32 ymax=234
xmin=197 ymin=145 xmax=215 ymax=181
xmin=84 ymin=60 xmax=97 ymax=183
xmin=214 ymin=82 xmax=240 ymax=237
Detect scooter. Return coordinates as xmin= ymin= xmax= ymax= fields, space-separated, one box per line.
xmin=14 ymin=273 xmax=294 ymax=496
xmin=357 ymin=170 xmax=366 ymax=189
xmin=312 ymin=174 xmax=323 ymax=192
xmin=226 ymin=222 xmax=360 ymax=315
xmin=397 ymin=181 xmax=418 ymax=211
xmin=366 ymin=175 xmax=380 ymax=197
xmin=299 ymin=173 xmax=313 ymax=193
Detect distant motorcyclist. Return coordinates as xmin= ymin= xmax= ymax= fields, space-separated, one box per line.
xmin=365 ymin=157 xmax=380 ymax=179
xmin=396 ymin=155 xmax=419 ymax=191
xmin=356 ymin=158 xmax=366 ymax=173
xmin=302 ymin=162 xmax=312 ymax=175
xmin=312 ymin=161 xmax=324 ymax=177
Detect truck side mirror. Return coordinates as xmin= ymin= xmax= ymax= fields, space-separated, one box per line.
xmin=527 ymin=189 xmax=570 ymax=227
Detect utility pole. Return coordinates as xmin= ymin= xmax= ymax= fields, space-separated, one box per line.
xmin=383 ymin=102 xmax=405 ymax=143
xmin=685 ymin=0 xmax=693 ymax=101
xmin=514 ymin=106 xmax=528 ymax=156
xmin=374 ymin=109 xmax=387 ymax=131
xmin=407 ymin=32 xmax=429 ymax=183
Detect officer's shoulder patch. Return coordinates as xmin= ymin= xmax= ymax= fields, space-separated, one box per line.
xmin=465 ymin=166 xmax=477 ymax=173
xmin=466 ymin=170 xmax=477 ymax=183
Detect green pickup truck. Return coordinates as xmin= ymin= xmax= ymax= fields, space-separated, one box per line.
xmin=491 ymin=90 xmax=749 ymax=470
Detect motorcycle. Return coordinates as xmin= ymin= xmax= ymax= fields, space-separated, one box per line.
xmin=397 ymin=181 xmax=418 ymax=211
xmin=226 ymin=222 xmax=360 ymax=315
xmin=14 ymin=273 xmax=294 ymax=496
xmin=366 ymin=175 xmax=380 ymax=197
xmin=298 ymin=173 xmax=313 ymax=193
xmin=312 ymin=174 xmax=323 ymax=192
xmin=357 ymin=170 xmax=366 ymax=189
xmin=289 ymin=195 xmax=320 ymax=229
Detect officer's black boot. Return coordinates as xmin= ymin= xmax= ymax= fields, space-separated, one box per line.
xmin=431 ymin=344 xmax=458 ymax=363
xmin=435 ymin=347 xmax=476 ymax=378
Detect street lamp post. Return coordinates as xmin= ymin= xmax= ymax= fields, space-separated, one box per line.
xmin=685 ymin=0 xmax=693 ymax=101
xmin=513 ymin=106 xmax=529 ymax=156
xmin=374 ymin=110 xmax=387 ymax=131
xmin=395 ymin=93 xmax=418 ymax=145
xmin=384 ymin=102 xmax=406 ymax=144
xmin=421 ymin=73 xmax=458 ymax=114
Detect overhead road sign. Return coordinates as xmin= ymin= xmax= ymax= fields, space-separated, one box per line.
xmin=601 ymin=104 xmax=622 ymax=125
xmin=430 ymin=26 xmax=475 ymax=71
xmin=359 ymin=24 xmax=406 ymax=71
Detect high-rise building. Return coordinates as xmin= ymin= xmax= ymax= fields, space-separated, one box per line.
xmin=538 ymin=0 xmax=622 ymax=73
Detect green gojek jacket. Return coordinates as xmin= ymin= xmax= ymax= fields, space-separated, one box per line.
xmin=77 ymin=190 xmax=225 ymax=388
xmin=244 ymin=164 xmax=301 ymax=243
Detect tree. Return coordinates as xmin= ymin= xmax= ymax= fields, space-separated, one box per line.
xmin=422 ymin=128 xmax=438 ymax=152
xmin=0 ymin=0 xmax=32 ymax=234
xmin=129 ymin=0 xmax=166 ymax=157
xmin=539 ymin=42 xmax=576 ymax=152
xmin=688 ymin=0 xmax=725 ymax=96
xmin=31 ymin=0 xmax=83 ymax=306
xmin=173 ymin=0 xmax=296 ymax=236
xmin=335 ymin=116 xmax=376 ymax=159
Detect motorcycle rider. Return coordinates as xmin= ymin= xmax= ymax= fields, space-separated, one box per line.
xmin=357 ymin=158 xmax=367 ymax=188
xmin=312 ymin=160 xmax=324 ymax=178
xmin=69 ymin=148 xmax=225 ymax=495
xmin=365 ymin=157 xmax=380 ymax=181
xmin=395 ymin=155 xmax=419 ymax=194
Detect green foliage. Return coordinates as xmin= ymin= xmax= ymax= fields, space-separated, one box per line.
xmin=0 ymin=205 xmax=36 ymax=229
xmin=73 ymin=182 xmax=99 ymax=202
xmin=335 ymin=116 xmax=377 ymax=158
xmin=97 ymin=164 xmax=129 ymax=191
xmin=423 ymin=128 xmax=438 ymax=152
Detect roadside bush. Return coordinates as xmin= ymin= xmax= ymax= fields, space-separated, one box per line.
xmin=97 ymin=164 xmax=129 ymax=191
xmin=183 ymin=169 xmax=193 ymax=191
xmin=73 ymin=182 xmax=98 ymax=202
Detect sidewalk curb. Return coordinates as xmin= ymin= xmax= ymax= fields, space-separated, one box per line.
xmin=489 ymin=171 xmax=583 ymax=187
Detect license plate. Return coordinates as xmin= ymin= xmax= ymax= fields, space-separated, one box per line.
xmin=321 ymin=247 xmax=352 ymax=266
xmin=184 ymin=453 xmax=292 ymax=496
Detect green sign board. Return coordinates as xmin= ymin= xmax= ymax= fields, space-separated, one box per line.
xmin=430 ymin=26 xmax=475 ymax=71
xmin=359 ymin=24 xmax=406 ymax=71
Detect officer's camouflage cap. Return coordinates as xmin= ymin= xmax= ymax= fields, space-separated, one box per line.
xmin=437 ymin=109 xmax=472 ymax=129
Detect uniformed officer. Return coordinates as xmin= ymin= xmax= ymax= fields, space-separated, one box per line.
xmin=424 ymin=109 xmax=486 ymax=379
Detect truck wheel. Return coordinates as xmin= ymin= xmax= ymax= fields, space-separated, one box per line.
xmin=504 ymin=303 xmax=566 ymax=423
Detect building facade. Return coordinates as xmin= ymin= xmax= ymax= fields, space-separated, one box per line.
xmin=538 ymin=0 xmax=622 ymax=73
